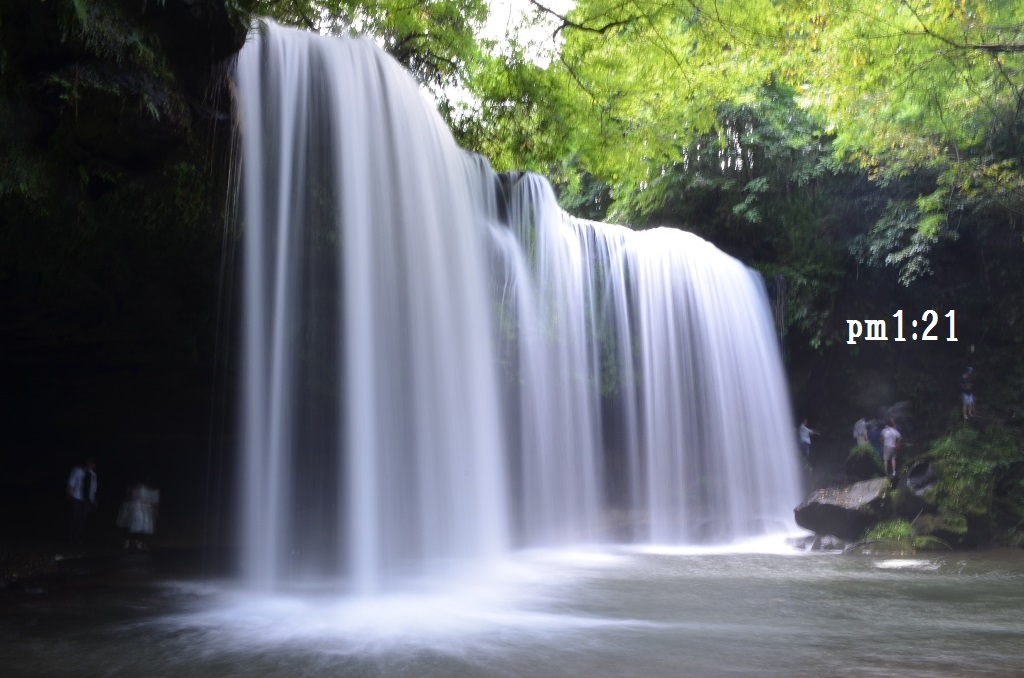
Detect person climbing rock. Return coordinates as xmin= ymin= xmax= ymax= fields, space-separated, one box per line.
xmin=881 ymin=421 xmax=902 ymax=478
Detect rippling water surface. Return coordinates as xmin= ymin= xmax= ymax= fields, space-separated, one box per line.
xmin=5 ymin=546 xmax=1023 ymax=677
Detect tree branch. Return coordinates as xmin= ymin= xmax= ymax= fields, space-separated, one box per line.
xmin=289 ymin=0 xmax=317 ymax=31
xmin=901 ymin=0 xmax=1024 ymax=54
xmin=526 ymin=0 xmax=638 ymax=38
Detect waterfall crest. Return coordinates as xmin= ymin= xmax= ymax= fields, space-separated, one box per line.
xmin=233 ymin=21 xmax=802 ymax=593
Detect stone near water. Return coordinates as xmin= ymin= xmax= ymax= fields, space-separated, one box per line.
xmin=794 ymin=477 xmax=892 ymax=542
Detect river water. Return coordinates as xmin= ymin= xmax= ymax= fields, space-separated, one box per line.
xmin=5 ymin=546 xmax=1022 ymax=677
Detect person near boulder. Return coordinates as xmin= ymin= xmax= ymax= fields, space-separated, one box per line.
xmin=881 ymin=421 xmax=902 ymax=478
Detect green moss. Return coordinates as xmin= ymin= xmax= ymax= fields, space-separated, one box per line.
xmin=927 ymin=427 xmax=1019 ymax=514
xmin=865 ymin=519 xmax=913 ymax=541
xmin=863 ymin=518 xmax=950 ymax=551
xmin=923 ymin=426 xmax=1024 ymax=546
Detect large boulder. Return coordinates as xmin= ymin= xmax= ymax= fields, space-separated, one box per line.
xmin=794 ymin=477 xmax=892 ymax=541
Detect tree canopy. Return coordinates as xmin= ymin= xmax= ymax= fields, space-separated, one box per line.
xmin=460 ymin=1 xmax=1023 ymax=279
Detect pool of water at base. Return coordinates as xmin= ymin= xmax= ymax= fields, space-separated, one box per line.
xmin=3 ymin=546 xmax=1023 ymax=678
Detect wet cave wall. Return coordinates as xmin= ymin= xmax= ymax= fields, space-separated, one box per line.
xmin=0 ymin=0 xmax=250 ymax=550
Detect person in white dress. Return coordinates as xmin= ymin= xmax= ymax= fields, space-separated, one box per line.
xmin=117 ymin=480 xmax=160 ymax=550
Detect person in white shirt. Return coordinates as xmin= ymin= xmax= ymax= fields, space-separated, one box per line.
xmin=67 ymin=458 xmax=97 ymax=544
xmin=852 ymin=417 xmax=869 ymax=446
xmin=881 ymin=422 xmax=903 ymax=478
xmin=798 ymin=419 xmax=818 ymax=460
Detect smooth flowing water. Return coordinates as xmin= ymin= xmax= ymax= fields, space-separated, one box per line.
xmin=4 ymin=550 xmax=1023 ymax=677
xmin=234 ymin=21 xmax=802 ymax=595
xmin=235 ymin=22 xmax=509 ymax=593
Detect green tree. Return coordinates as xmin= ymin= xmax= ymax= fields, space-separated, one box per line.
xmin=794 ymin=0 xmax=1024 ymax=282
xmin=470 ymin=0 xmax=1024 ymax=282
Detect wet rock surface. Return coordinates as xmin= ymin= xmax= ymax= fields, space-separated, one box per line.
xmin=794 ymin=477 xmax=891 ymax=542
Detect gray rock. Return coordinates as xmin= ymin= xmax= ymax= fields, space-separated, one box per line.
xmin=905 ymin=460 xmax=939 ymax=496
xmin=811 ymin=535 xmax=847 ymax=551
xmin=794 ymin=477 xmax=891 ymax=541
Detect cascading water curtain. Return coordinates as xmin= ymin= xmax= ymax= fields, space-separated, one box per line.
xmin=497 ymin=176 xmax=803 ymax=545
xmin=235 ymin=22 xmax=509 ymax=593
xmin=233 ymin=21 xmax=802 ymax=594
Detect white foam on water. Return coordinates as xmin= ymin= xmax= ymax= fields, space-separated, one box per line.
xmin=627 ymin=531 xmax=811 ymax=556
xmin=874 ymin=559 xmax=941 ymax=571
xmin=159 ymin=552 xmax=658 ymax=655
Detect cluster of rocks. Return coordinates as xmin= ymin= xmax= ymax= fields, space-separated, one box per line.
xmin=791 ymin=459 xmax=959 ymax=551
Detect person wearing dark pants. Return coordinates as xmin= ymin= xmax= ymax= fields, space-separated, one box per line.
xmin=67 ymin=458 xmax=98 ymax=544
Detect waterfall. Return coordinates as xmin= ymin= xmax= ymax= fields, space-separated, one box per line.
xmin=233 ymin=22 xmax=802 ymax=593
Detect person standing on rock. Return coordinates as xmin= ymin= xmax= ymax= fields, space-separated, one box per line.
xmin=881 ymin=421 xmax=902 ymax=478
xmin=852 ymin=417 xmax=869 ymax=447
xmin=798 ymin=419 xmax=818 ymax=461
xmin=960 ymin=367 xmax=976 ymax=419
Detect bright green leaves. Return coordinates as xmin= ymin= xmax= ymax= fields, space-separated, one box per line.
xmin=793 ymin=0 xmax=1024 ymax=265
xmin=926 ymin=426 xmax=1024 ymax=543
xmin=466 ymin=0 xmax=1024 ymax=290
xmin=546 ymin=0 xmax=788 ymax=199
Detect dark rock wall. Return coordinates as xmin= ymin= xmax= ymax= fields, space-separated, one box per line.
xmin=0 ymin=0 xmax=250 ymax=547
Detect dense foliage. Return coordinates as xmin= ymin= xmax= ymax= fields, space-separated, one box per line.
xmin=468 ymin=1 xmax=1024 ymax=246
xmin=925 ymin=426 xmax=1024 ymax=547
